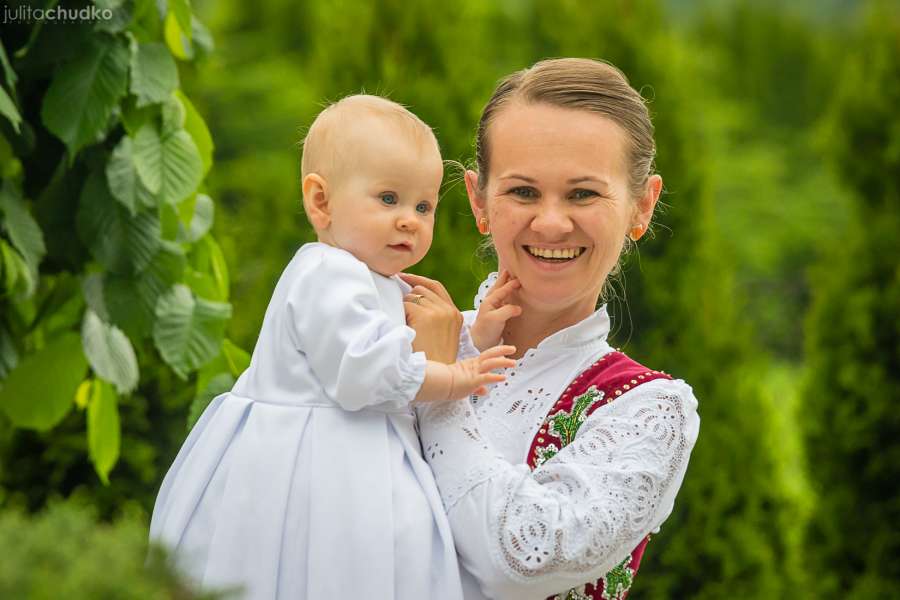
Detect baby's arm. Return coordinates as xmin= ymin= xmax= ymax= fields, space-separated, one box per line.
xmin=415 ymin=346 xmax=517 ymax=403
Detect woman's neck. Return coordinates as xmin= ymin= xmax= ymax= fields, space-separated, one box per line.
xmin=501 ymin=299 xmax=594 ymax=359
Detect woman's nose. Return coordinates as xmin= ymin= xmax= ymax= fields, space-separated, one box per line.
xmin=530 ymin=201 xmax=574 ymax=235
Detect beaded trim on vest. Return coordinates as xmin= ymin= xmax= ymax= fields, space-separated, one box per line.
xmin=524 ymin=351 xmax=672 ymax=600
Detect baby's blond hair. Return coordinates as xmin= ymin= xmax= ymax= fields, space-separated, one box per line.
xmin=301 ymin=94 xmax=438 ymax=182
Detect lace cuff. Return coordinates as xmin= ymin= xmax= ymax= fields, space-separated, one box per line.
xmin=417 ymin=398 xmax=507 ymax=509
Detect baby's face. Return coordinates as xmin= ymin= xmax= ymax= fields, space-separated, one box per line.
xmin=326 ymin=126 xmax=443 ymax=276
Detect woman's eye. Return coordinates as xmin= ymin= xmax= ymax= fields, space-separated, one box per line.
xmin=509 ymin=186 xmax=538 ymax=199
xmin=571 ymin=189 xmax=598 ymax=201
xmin=380 ymin=193 xmax=397 ymax=205
xmin=416 ymin=201 xmax=432 ymax=214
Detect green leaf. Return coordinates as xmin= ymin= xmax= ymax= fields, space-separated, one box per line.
xmin=0 ymin=182 xmax=46 ymax=274
xmin=163 ymin=11 xmax=192 ymax=61
xmin=178 ymin=193 xmax=213 ymax=243
xmin=77 ymin=170 xmax=161 ymax=276
xmin=130 ymin=42 xmax=179 ymax=108
xmin=41 ymin=35 xmax=129 ymax=159
xmin=0 ymin=332 xmax=87 ymax=430
xmin=132 ymin=122 xmax=203 ymax=205
xmin=82 ymin=273 xmax=109 ymax=321
xmin=187 ymin=371 xmax=232 ymax=430
xmin=168 ymin=0 xmax=193 ymax=42
xmin=104 ymin=240 xmax=186 ymax=340
xmin=0 ymin=85 xmax=21 ymax=134
xmin=176 ymin=91 xmax=213 ymax=175
xmin=121 ymin=97 xmax=156 ymax=137
xmin=222 ymin=338 xmax=250 ymax=376
xmin=0 ymin=323 xmax=18 ymax=379
xmin=161 ymin=94 xmax=186 ymax=136
xmin=0 ymin=40 xmax=17 ymax=90
xmin=106 ymin=136 xmax=157 ymax=214
xmin=153 ymin=284 xmax=231 ymax=378
xmin=0 ymin=238 xmax=33 ymax=297
xmin=81 ymin=309 xmax=139 ymax=394
xmin=188 ymin=234 xmax=229 ymax=301
xmin=87 ymin=378 xmax=121 ymax=485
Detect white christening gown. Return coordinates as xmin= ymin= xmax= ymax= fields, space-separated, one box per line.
xmin=149 ymin=242 xmax=463 ymax=600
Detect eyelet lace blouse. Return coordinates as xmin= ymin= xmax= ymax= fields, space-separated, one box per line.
xmin=417 ymin=273 xmax=701 ymax=600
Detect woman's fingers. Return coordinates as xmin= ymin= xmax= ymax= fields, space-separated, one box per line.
xmin=398 ymin=273 xmax=455 ymax=304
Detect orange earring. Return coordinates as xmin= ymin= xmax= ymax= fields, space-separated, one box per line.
xmin=478 ymin=217 xmax=490 ymax=235
xmin=629 ymin=224 xmax=644 ymax=241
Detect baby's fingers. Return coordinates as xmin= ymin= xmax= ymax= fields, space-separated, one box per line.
xmin=479 ymin=344 xmax=517 ymax=359
xmin=480 ymin=356 xmax=516 ymax=372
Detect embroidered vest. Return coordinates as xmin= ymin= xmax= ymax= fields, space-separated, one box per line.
xmin=525 ymin=351 xmax=672 ymax=600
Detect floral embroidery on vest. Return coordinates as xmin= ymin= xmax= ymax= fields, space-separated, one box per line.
xmin=526 ymin=351 xmax=672 ymax=600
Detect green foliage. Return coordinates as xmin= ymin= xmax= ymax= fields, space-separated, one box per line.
xmin=0 ymin=0 xmax=243 ymax=502
xmin=0 ymin=499 xmax=220 ymax=599
xmin=802 ymin=3 xmax=900 ymax=597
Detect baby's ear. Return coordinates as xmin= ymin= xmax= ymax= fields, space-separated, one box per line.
xmin=302 ymin=173 xmax=330 ymax=230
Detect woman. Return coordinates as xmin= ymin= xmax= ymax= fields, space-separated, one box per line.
xmin=402 ymin=58 xmax=700 ymax=600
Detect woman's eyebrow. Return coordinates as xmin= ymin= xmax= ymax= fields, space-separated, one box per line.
xmin=498 ymin=174 xmax=536 ymax=182
xmin=567 ymin=176 xmax=610 ymax=186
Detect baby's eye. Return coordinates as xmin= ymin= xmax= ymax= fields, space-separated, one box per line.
xmin=416 ymin=201 xmax=433 ymax=214
xmin=571 ymin=189 xmax=598 ymax=201
xmin=508 ymin=186 xmax=538 ymax=199
xmin=380 ymin=193 xmax=397 ymax=205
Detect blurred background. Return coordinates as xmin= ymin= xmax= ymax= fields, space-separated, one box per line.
xmin=0 ymin=0 xmax=897 ymax=597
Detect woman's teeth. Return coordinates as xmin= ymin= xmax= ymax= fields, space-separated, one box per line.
xmin=526 ymin=246 xmax=584 ymax=260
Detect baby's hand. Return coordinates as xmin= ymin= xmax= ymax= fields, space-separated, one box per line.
xmin=446 ymin=345 xmax=517 ymax=400
xmin=470 ymin=270 xmax=522 ymax=351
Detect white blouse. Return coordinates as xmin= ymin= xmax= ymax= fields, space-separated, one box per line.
xmin=418 ymin=274 xmax=701 ymax=600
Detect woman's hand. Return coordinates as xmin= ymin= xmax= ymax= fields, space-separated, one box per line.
xmin=400 ymin=273 xmax=463 ymax=364
xmin=470 ymin=270 xmax=522 ymax=351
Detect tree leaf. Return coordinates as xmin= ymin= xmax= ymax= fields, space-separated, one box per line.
xmin=130 ymin=42 xmax=179 ymax=108
xmin=76 ymin=170 xmax=161 ymax=276
xmin=222 ymin=338 xmax=250 ymax=376
xmin=0 ymin=322 xmax=18 ymax=379
xmin=176 ymin=90 xmax=213 ymax=175
xmin=105 ymin=136 xmax=157 ymax=214
xmin=132 ymin=122 xmax=203 ymax=205
xmin=87 ymin=378 xmax=120 ymax=485
xmin=0 ymin=332 xmax=87 ymax=430
xmin=40 ymin=34 xmax=129 ymax=159
xmin=178 ymin=193 xmax=213 ymax=243
xmin=153 ymin=284 xmax=231 ymax=378
xmin=81 ymin=309 xmax=139 ymax=394
xmin=0 ymin=181 xmax=46 ymax=274
xmin=168 ymin=0 xmax=193 ymax=42
xmin=104 ymin=240 xmax=186 ymax=340
xmin=0 ymin=85 xmax=21 ymax=134
xmin=163 ymin=11 xmax=192 ymax=61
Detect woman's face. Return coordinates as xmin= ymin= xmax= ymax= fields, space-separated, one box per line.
xmin=467 ymin=101 xmax=660 ymax=316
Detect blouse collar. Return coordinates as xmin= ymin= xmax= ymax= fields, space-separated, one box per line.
xmin=473 ymin=272 xmax=611 ymax=351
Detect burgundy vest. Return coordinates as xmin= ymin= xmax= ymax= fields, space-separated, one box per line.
xmin=524 ymin=351 xmax=672 ymax=600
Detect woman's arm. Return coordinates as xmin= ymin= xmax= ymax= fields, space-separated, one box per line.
xmin=417 ymin=378 xmax=700 ymax=600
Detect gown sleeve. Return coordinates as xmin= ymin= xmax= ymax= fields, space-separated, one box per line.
xmin=417 ymin=378 xmax=700 ymax=599
xmin=287 ymin=248 xmax=426 ymax=411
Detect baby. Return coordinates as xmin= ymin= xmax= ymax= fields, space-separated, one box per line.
xmin=150 ymin=95 xmax=515 ymax=599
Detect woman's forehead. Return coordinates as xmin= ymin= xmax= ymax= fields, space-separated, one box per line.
xmin=488 ymin=103 xmax=628 ymax=182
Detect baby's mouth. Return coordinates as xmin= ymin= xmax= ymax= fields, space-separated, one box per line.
xmin=523 ymin=245 xmax=586 ymax=262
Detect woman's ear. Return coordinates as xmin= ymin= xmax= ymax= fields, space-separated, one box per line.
xmin=633 ymin=174 xmax=662 ymax=237
xmin=302 ymin=173 xmax=330 ymax=231
xmin=464 ymin=169 xmax=487 ymax=221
